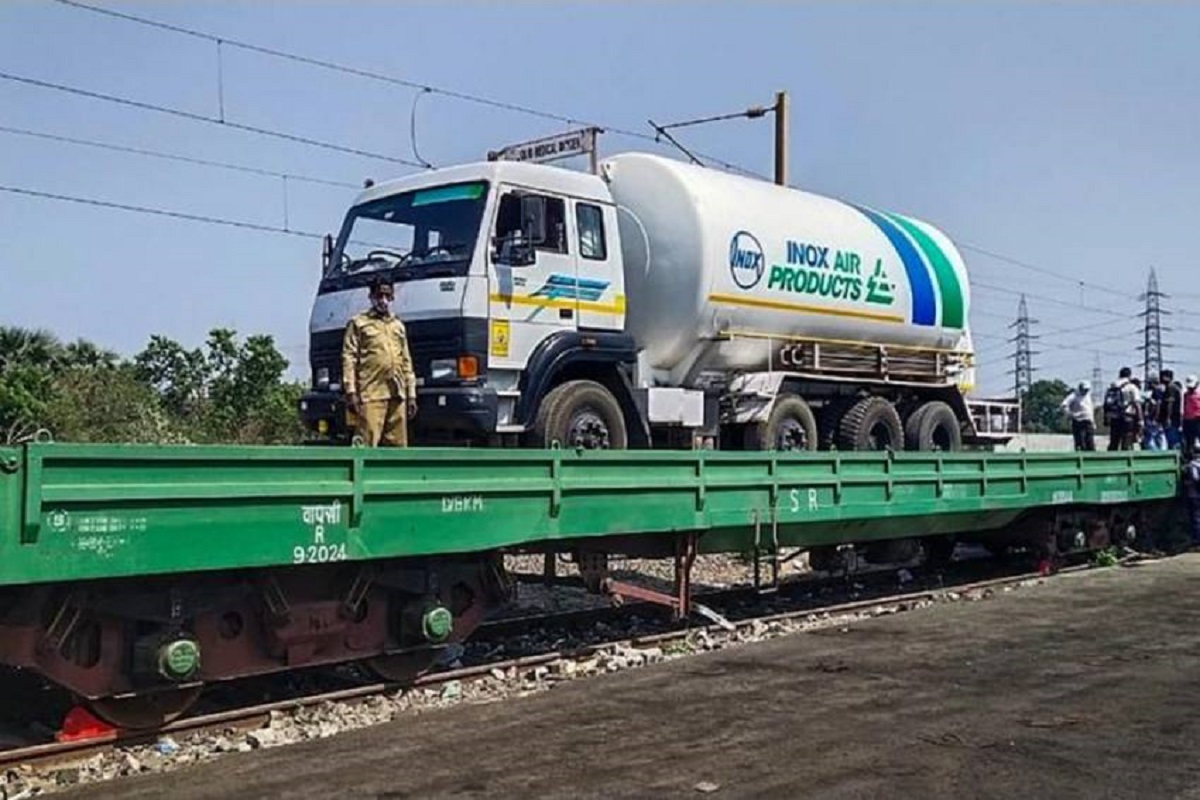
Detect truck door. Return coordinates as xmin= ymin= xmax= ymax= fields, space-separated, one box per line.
xmin=489 ymin=187 xmax=578 ymax=373
xmin=573 ymin=200 xmax=622 ymax=331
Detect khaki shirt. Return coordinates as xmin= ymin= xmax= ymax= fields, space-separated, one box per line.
xmin=342 ymin=310 xmax=416 ymax=402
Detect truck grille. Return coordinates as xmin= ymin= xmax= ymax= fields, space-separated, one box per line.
xmin=308 ymin=318 xmax=488 ymax=388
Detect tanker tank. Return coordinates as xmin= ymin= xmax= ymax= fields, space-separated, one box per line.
xmin=602 ymin=153 xmax=972 ymax=380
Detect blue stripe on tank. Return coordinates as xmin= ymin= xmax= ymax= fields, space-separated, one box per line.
xmin=851 ymin=204 xmax=938 ymax=326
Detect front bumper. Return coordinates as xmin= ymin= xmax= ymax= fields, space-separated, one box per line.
xmin=299 ymin=385 xmax=499 ymax=443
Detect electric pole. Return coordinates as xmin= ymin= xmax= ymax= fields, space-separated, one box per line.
xmin=648 ymin=90 xmax=789 ymax=184
xmin=1008 ymin=294 xmax=1039 ymax=400
xmin=773 ymin=90 xmax=788 ymax=186
xmin=1139 ymin=267 xmax=1169 ymax=384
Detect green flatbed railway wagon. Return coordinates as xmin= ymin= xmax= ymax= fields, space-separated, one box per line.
xmin=0 ymin=444 xmax=1179 ymax=729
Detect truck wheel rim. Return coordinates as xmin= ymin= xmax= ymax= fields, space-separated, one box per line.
xmin=776 ymin=420 xmax=808 ymax=451
xmin=568 ymin=411 xmax=610 ymax=449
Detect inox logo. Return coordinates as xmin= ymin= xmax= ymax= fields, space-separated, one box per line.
xmin=729 ymin=231 xmax=765 ymax=289
xmin=786 ymin=241 xmax=830 ymax=268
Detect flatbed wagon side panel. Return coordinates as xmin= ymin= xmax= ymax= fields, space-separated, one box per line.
xmin=0 ymin=445 xmax=1181 ymax=587
xmin=705 ymin=451 xmax=1179 ymax=550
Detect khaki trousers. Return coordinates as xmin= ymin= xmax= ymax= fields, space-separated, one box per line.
xmin=358 ymin=398 xmax=408 ymax=447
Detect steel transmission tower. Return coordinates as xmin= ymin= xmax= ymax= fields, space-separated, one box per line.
xmin=1008 ymin=294 xmax=1039 ymax=399
xmin=1139 ymin=267 xmax=1169 ymax=384
xmin=1092 ymin=353 xmax=1103 ymax=394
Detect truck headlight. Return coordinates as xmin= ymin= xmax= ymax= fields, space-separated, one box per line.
xmin=430 ymin=358 xmax=457 ymax=381
xmin=316 ymin=367 xmax=330 ymax=390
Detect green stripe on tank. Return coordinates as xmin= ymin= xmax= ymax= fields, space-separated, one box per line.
xmin=885 ymin=213 xmax=965 ymax=330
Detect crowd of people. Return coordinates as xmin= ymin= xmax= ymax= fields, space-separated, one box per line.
xmin=1059 ymin=367 xmax=1200 ymax=457
xmin=1060 ymin=368 xmax=1200 ymax=551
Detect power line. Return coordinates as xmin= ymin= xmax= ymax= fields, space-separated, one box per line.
xmin=49 ymin=0 xmax=763 ymax=178
xmin=973 ymin=280 xmax=1130 ymax=318
xmin=970 ymin=308 xmax=1012 ymax=322
xmin=960 ymin=242 xmax=1136 ymax=300
xmin=0 ymin=183 xmax=323 ymax=239
xmin=0 ymin=70 xmax=424 ymax=168
xmin=1040 ymin=316 xmax=1138 ymax=339
xmin=0 ymin=124 xmax=360 ymax=188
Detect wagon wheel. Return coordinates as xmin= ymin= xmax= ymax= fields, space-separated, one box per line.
xmin=364 ymin=649 xmax=442 ymax=683
xmin=88 ymin=685 xmax=203 ymax=731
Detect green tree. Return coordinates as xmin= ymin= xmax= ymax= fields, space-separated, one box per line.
xmin=46 ymin=364 xmax=180 ymax=444
xmin=0 ymin=326 xmax=64 ymax=441
xmin=133 ymin=335 xmax=208 ymax=417
xmin=202 ymin=329 xmax=294 ymax=442
xmin=133 ymin=329 xmax=301 ymax=444
xmin=0 ymin=362 xmax=56 ymax=443
xmin=1022 ymin=378 xmax=1073 ymax=434
xmin=63 ymin=339 xmax=119 ymax=370
xmin=1 ymin=325 xmax=302 ymax=446
xmin=0 ymin=326 xmax=63 ymax=369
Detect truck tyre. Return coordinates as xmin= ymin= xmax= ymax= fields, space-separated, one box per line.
xmin=837 ymin=397 xmax=902 ymax=452
xmin=904 ymin=401 xmax=963 ymax=452
xmin=531 ymin=380 xmax=628 ymax=450
xmin=749 ymin=394 xmax=818 ymax=451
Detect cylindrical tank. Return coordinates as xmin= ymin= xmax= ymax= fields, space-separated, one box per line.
xmin=602 ymin=153 xmax=971 ymax=377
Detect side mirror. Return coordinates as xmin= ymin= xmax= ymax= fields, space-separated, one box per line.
xmin=493 ymin=233 xmax=536 ymax=267
xmin=322 ymin=234 xmax=333 ymax=273
xmin=520 ymin=195 xmax=547 ymax=244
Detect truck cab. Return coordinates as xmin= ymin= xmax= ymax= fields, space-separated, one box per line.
xmin=299 ymin=161 xmax=639 ymax=446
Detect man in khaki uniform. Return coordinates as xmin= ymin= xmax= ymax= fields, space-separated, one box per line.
xmin=342 ymin=278 xmax=417 ymax=447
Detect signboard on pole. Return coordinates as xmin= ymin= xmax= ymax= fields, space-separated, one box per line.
xmin=487 ymin=128 xmax=602 ymax=172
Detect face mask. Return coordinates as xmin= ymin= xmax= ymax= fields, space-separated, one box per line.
xmin=372 ymin=297 xmax=392 ymax=314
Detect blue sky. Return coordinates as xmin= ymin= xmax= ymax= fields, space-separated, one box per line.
xmin=2 ymin=1 xmax=1198 ymax=395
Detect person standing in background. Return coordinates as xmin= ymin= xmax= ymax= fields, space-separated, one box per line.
xmin=1129 ymin=377 xmax=1146 ymax=449
xmin=1142 ymin=378 xmax=1165 ymax=451
xmin=1183 ymin=375 xmax=1200 ymax=460
xmin=1104 ymin=367 xmax=1139 ymax=451
xmin=1159 ymin=369 xmax=1183 ymax=450
xmin=1060 ymin=381 xmax=1096 ymax=451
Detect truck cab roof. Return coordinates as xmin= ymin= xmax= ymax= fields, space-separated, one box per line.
xmin=353 ymin=158 xmax=615 ymax=207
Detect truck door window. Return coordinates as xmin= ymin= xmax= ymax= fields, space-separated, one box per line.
xmin=577 ymin=203 xmax=607 ymax=260
xmin=495 ymin=192 xmax=568 ymax=254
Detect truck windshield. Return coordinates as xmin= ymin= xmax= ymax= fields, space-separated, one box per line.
xmin=327 ymin=181 xmax=488 ymax=280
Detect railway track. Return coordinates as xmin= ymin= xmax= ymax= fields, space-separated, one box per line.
xmin=0 ymin=554 xmax=1112 ymax=776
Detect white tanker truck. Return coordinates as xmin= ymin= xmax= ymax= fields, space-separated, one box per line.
xmin=299 ymin=152 xmax=1017 ymax=451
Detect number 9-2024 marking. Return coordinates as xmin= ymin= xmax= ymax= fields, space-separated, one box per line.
xmin=293 ymin=543 xmax=348 ymax=564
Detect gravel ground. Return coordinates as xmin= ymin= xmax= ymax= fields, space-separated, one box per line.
xmin=47 ymin=554 xmax=1200 ymax=800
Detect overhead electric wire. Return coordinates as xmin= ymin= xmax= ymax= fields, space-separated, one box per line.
xmin=48 ymin=0 xmax=763 ymax=178
xmin=0 ymin=71 xmax=424 ymax=168
xmin=960 ymin=242 xmax=1137 ymax=300
xmin=0 ymin=124 xmax=360 ymax=188
xmin=972 ymin=280 xmax=1131 ymax=318
xmin=0 ymin=183 xmax=324 ymax=239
